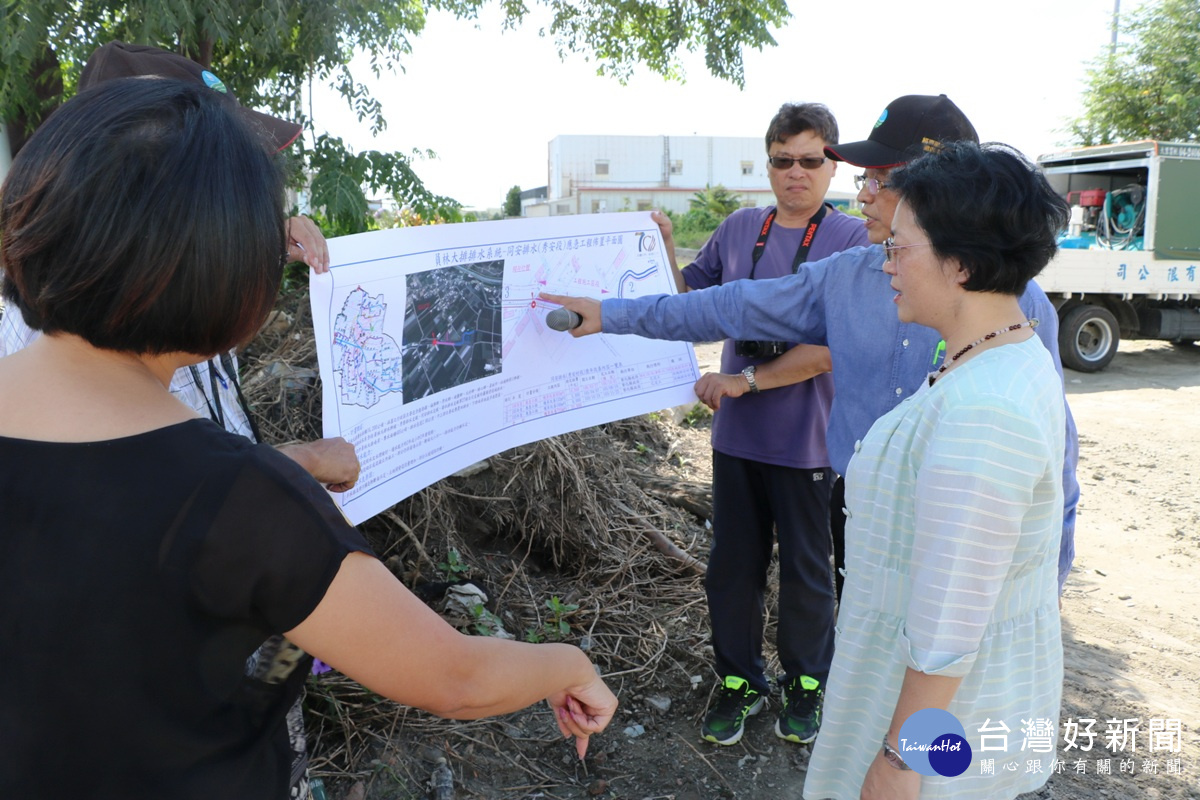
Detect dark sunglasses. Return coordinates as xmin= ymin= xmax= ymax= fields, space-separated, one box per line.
xmin=767 ymin=155 xmax=828 ymax=171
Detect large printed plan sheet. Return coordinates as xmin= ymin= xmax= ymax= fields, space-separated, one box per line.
xmin=311 ymin=211 xmax=700 ymax=525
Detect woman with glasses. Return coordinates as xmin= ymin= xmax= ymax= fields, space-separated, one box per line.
xmin=801 ymin=141 xmax=1070 ymax=800
xmin=0 ymin=78 xmax=615 ymax=799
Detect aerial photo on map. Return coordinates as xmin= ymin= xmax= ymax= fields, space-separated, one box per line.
xmin=401 ymin=260 xmax=504 ymax=403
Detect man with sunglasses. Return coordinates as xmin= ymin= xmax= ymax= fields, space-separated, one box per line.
xmin=650 ymin=103 xmax=868 ymax=748
xmin=544 ymin=91 xmax=1079 ymax=666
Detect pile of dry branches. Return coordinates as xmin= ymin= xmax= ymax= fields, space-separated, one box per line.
xmin=240 ymin=288 xmax=717 ymax=796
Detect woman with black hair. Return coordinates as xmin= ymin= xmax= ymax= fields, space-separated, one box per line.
xmin=0 ymin=77 xmax=615 ymax=800
xmin=802 ymin=142 xmax=1070 ymax=800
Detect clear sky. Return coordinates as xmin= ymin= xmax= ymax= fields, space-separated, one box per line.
xmin=307 ymin=0 xmax=1135 ymax=210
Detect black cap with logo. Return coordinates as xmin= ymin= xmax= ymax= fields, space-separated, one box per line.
xmin=80 ymin=41 xmax=302 ymax=152
xmin=824 ymin=94 xmax=978 ymax=169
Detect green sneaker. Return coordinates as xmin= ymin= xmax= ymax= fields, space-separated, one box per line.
xmin=775 ymin=675 xmax=823 ymax=744
xmin=701 ymin=676 xmax=765 ymax=746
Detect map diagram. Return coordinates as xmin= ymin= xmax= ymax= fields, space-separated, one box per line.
xmin=501 ymin=231 xmax=662 ymax=361
xmin=402 ymin=260 xmax=504 ymax=404
xmin=332 ymin=287 xmax=403 ymax=408
xmin=312 ymin=214 xmax=698 ymax=526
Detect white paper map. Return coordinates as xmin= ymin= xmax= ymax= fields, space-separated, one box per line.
xmin=311 ymin=211 xmax=700 ymax=525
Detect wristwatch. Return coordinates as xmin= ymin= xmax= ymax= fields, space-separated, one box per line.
xmin=741 ymin=365 xmax=760 ymax=394
xmin=882 ymin=736 xmax=912 ymax=771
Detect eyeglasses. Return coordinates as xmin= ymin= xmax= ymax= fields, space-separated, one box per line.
xmin=884 ymin=237 xmax=932 ymax=261
xmin=854 ymin=174 xmax=891 ymax=194
xmin=767 ymin=155 xmax=828 ymax=171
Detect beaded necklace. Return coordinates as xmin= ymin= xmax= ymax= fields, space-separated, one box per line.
xmin=930 ymin=318 xmax=1039 ymax=385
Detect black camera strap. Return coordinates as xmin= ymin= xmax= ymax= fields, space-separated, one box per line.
xmin=748 ymin=202 xmax=829 ymax=280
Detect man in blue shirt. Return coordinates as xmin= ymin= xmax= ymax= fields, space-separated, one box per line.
xmin=543 ymin=93 xmax=1079 ymax=609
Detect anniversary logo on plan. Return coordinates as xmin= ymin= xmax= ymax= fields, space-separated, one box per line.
xmin=898 ymin=708 xmax=973 ymax=777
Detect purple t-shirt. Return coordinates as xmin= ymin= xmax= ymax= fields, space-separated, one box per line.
xmin=682 ymin=205 xmax=869 ymax=468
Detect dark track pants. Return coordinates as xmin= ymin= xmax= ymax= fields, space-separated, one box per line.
xmin=830 ymin=474 xmax=847 ymax=603
xmin=707 ymin=451 xmax=835 ymax=694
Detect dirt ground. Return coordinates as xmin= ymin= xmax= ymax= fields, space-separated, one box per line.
xmin=1050 ymin=339 xmax=1200 ymax=799
xmin=591 ymin=339 xmax=1200 ymax=800
xmin=318 ymin=338 xmax=1200 ymax=800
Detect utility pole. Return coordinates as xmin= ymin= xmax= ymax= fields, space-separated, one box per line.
xmin=1110 ymin=0 xmax=1120 ymax=55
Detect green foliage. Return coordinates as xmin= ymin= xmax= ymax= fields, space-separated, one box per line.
xmin=689 ymin=184 xmax=742 ymax=217
xmin=1 ymin=0 xmax=791 ymax=230
xmin=682 ymin=402 xmax=711 ymax=427
xmin=311 ymin=170 xmax=371 ymax=233
xmin=544 ymin=595 xmax=579 ymax=638
xmin=1071 ymin=0 xmax=1200 ymax=145
xmin=503 ymin=185 xmax=522 ymax=217
xmin=437 ymin=547 xmax=471 ymax=580
xmin=468 ymin=603 xmax=507 ymax=637
xmin=307 ymin=134 xmax=461 ymax=234
xmin=0 ymin=1 xmax=428 ymax=143
xmin=372 ymin=207 xmax=403 ymax=229
xmin=525 ymin=595 xmax=579 ymax=641
xmin=665 ymin=207 xmax=722 ymax=249
xmin=676 ymin=185 xmax=742 ymax=247
xmin=534 ymin=0 xmax=789 ymax=89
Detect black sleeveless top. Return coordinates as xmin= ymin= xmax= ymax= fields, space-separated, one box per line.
xmin=0 ymin=419 xmax=372 ymax=799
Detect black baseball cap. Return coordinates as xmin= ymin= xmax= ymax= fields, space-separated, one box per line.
xmin=824 ymin=94 xmax=978 ymax=169
xmin=79 ymin=42 xmax=302 ymax=151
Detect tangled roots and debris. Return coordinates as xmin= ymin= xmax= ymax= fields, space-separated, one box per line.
xmin=240 ymin=288 xmax=718 ymax=793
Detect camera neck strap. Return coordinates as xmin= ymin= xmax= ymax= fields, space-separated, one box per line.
xmin=748 ymin=202 xmax=829 ymax=279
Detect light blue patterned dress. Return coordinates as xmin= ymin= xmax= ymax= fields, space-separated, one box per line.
xmin=803 ymin=337 xmax=1065 ymax=800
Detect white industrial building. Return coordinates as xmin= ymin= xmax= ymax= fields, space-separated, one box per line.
xmin=526 ymin=134 xmax=776 ymax=217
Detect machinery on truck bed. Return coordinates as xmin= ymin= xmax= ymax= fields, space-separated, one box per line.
xmin=1036 ymin=140 xmax=1200 ymax=372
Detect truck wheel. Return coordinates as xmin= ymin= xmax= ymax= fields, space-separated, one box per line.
xmin=1060 ymin=305 xmax=1119 ymax=372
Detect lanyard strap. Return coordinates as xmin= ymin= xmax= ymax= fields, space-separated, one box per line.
xmin=189 ymin=356 xmax=262 ymax=444
xmin=749 ymin=203 xmax=829 ymax=279
xmin=220 ymin=351 xmax=263 ymax=444
xmin=189 ymin=362 xmax=223 ymax=429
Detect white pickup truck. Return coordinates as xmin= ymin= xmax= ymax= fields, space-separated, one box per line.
xmin=1036 ymin=140 xmax=1200 ymax=372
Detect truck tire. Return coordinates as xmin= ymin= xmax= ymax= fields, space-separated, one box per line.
xmin=1060 ymin=304 xmax=1119 ymax=372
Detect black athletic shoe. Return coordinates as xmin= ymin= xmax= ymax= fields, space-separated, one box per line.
xmin=775 ymin=675 xmax=822 ymax=744
xmin=701 ymin=676 xmax=765 ymax=746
